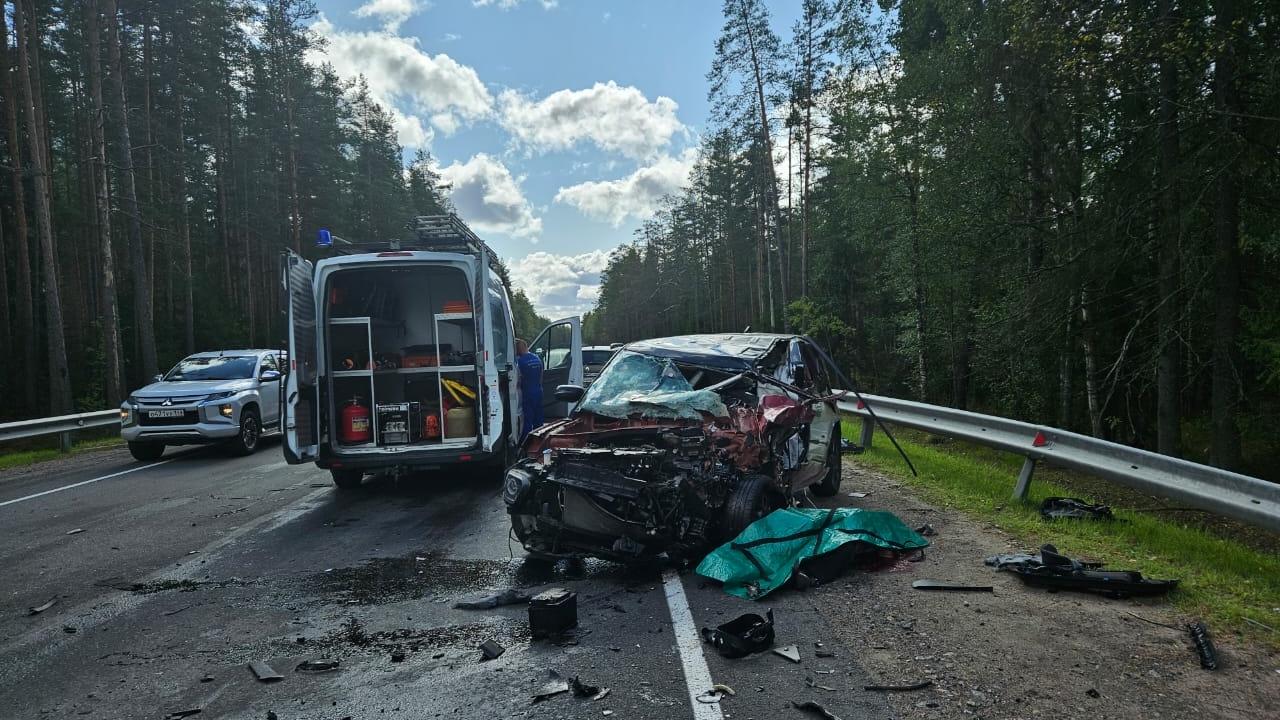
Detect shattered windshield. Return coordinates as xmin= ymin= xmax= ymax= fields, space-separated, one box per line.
xmin=578 ymin=350 xmax=730 ymax=420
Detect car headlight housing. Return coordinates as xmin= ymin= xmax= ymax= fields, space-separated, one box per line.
xmin=503 ymin=468 xmax=533 ymax=507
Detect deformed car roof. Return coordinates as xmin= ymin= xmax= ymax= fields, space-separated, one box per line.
xmin=622 ymin=333 xmax=795 ymax=371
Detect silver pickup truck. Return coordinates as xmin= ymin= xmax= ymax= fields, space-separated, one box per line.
xmin=119 ymin=349 xmax=283 ymax=461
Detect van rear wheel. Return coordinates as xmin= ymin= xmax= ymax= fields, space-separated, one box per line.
xmin=331 ymin=468 xmax=364 ymax=489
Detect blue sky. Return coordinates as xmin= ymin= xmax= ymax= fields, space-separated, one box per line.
xmin=308 ymin=0 xmax=802 ymax=319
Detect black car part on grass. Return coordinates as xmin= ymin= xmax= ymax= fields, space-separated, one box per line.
xmin=1040 ymin=497 xmax=1115 ymax=521
xmin=986 ymin=543 xmax=1178 ymax=598
xmin=1188 ymin=621 xmax=1219 ymax=669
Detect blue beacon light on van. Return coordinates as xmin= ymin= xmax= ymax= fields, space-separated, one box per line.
xmin=317 ymin=229 xmax=332 ymax=246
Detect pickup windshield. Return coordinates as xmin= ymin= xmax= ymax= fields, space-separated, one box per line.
xmin=165 ymin=356 xmax=257 ymax=381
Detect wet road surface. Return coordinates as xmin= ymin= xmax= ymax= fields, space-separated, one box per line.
xmin=0 ymin=445 xmax=892 ymax=719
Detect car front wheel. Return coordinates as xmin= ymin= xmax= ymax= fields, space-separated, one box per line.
xmin=128 ymin=441 xmax=165 ymax=462
xmin=812 ymin=424 xmax=843 ymax=497
xmin=228 ymin=409 xmax=260 ymax=456
xmin=722 ymin=473 xmax=781 ymax=541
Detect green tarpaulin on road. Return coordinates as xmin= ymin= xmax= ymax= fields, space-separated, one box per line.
xmin=696 ymin=507 xmax=930 ymax=599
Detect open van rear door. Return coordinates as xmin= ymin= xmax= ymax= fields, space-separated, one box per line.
xmin=529 ymin=316 xmax=582 ymax=419
xmin=282 ymin=251 xmax=319 ymax=463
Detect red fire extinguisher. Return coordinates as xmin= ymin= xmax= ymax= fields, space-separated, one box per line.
xmin=340 ymin=396 xmax=371 ymax=443
xmin=423 ymin=413 xmax=440 ymax=439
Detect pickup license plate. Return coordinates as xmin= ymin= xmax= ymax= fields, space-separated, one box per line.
xmin=148 ymin=409 xmax=184 ymax=418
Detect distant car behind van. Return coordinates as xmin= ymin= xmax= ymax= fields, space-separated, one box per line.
xmin=581 ymin=345 xmax=620 ymax=388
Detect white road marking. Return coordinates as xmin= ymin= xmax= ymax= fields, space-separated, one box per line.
xmin=0 ymin=459 xmax=175 ymax=508
xmin=662 ymin=567 xmax=724 ymax=720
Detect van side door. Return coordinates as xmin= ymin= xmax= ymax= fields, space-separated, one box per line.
xmin=281 ymin=251 xmax=320 ymax=463
xmin=528 ymin=317 xmax=582 ymax=419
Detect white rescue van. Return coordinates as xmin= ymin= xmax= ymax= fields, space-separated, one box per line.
xmin=281 ymin=214 xmax=582 ymax=488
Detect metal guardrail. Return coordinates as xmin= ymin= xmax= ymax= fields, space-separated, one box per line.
xmin=836 ymin=392 xmax=1280 ymax=534
xmin=0 ymin=410 xmax=120 ymax=452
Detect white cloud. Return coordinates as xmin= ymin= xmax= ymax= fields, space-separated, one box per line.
xmin=353 ymin=0 xmax=424 ymax=32
xmin=438 ymin=154 xmax=542 ymax=239
xmin=498 ymin=81 xmax=685 ymax=161
xmin=553 ymin=148 xmax=698 ymax=226
xmin=310 ymin=16 xmax=493 ymax=143
xmin=472 ymin=0 xmax=558 ymax=8
xmin=508 ymin=250 xmax=611 ymax=318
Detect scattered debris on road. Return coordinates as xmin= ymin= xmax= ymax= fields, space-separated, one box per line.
xmin=529 ymin=587 xmax=577 ymax=638
xmin=531 ymin=670 xmax=570 ymax=703
xmin=65 ymin=528 xmax=83 ymax=535
xmin=478 ymin=639 xmax=505 ymax=661
xmin=1188 ymin=621 xmax=1219 ymax=670
xmin=248 ymin=661 xmax=283 ymax=682
xmin=911 ymin=579 xmax=993 ymax=592
xmin=986 ymin=544 xmax=1177 ymax=598
xmin=27 ymin=597 xmax=58 ymax=615
xmin=569 ymin=675 xmax=610 ymax=700
xmin=774 ymin=644 xmax=802 ymax=663
xmin=792 ymin=700 xmax=844 ymax=719
xmin=863 ymin=680 xmax=933 ymax=692
xmin=702 ymin=609 xmax=775 ymax=658
xmin=805 ymin=676 xmax=835 ymax=691
xmin=163 ymin=708 xmax=202 ymax=719
xmin=453 ymin=588 xmax=531 ymax=610
xmin=294 ymin=659 xmax=339 ymax=673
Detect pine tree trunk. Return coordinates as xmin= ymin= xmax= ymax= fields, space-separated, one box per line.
xmin=1155 ymin=0 xmax=1182 ymax=458
xmin=87 ymin=0 xmax=125 ymax=406
xmin=1210 ymin=0 xmax=1243 ymax=470
xmin=3 ymin=19 xmax=37 ymax=414
xmin=15 ymin=0 xmax=72 ymax=414
xmin=103 ymin=0 xmax=159 ymax=382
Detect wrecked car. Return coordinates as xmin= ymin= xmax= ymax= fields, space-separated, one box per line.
xmin=503 ymin=333 xmax=846 ymax=562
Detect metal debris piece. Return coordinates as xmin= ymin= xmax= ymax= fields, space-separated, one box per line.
xmin=62 ymin=625 xmax=77 ymax=634
xmin=248 ymin=661 xmax=283 ymax=682
xmin=912 ymin=579 xmax=993 ymax=592
xmin=454 ymin=588 xmax=532 ymax=610
xmin=712 ymin=683 xmax=735 ymax=696
xmin=792 ymin=700 xmax=843 ymax=720
xmin=532 ymin=670 xmax=570 ymax=703
xmin=479 ymin=639 xmax=505 ymax=661
xmin=164 ymin=709 xmax=202 ymax=719
xmin=1188 ymin=621 xmax=1219 ymax=670
xmin=28 ymin=597 xmax=58 ymax=615
xmin=66 ymin=528 xmax=84 ymax=535
xmin=805 ymin=677 xmax=835 ymax=691
xmin=592 ymin=687 xmax=611 ymax=701
xmin=695 ymin=690 xmax=725 ymax=704
xmin=846 ymin=492 xmax=869 ymax=498
xmin=294 ymin=659 xmax=339 ymax=673
xmin=1040 ymin=497 xmax=1114 ymax=521
xmin=815 ymin=649 xmax=836 ymax=658
xmin=864 ymin=680 xmax=933 ymax=692
xmin=569 ymin=676 xmax=599 ymax=697
xmin=773 ymin=644 xmax=801 ymax=663
xmin=1086 ymin=688 xmax=1101 ymax=698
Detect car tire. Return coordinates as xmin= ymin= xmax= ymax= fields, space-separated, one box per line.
xmin=722 ymin=473 xmax=780 ymax=541
xmin=812 ymin=424 xmax=843 ymax=497
xmin=128 ymin=441 xmax=165 ymax=462
xmin=228 ymin=408 xmax=261 ymax=456
xmin=331 ymin=468 xmax=364 ymax=489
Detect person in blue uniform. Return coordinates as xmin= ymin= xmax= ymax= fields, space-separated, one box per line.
xmin=514 ymin=338 xmax=543 ymax=440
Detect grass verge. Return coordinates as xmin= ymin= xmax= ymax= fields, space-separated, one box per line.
xmin=845 ymin=421 xmax=1280 ymax=649
xmin=0 ymin=437 xmax=122 ymax=472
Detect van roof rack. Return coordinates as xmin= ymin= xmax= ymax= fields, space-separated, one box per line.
xmin=321 ymin=214 xmax=502 ymax=272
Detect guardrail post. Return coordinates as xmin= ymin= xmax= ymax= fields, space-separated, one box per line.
xmin=58 ymin=431 xmax=72 ymax=453
xmin=859 ymin=417 xmax=874 ymax=450
xmin=1013 ymin=457 xmax=1037 ymax=499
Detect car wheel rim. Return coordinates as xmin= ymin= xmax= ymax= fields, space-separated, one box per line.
xmin=244 ymin=419 xmax=259 ymax=449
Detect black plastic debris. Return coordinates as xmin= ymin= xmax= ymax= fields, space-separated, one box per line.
xmin=701 ymin=609 xmax=775 ymax=658
xmin=479 ymin=639 xmax=505 ymax=661
xmin=531 ymin=670 xmax=570 ymax=703
xmin=453 ymin=588 xmax=532 ymax=610
xmin=248 ymin=661 xmax=283 ymax=682
xmin=1188 ymin=621 xmax=1219 ymax=670
xmin=390 ymin=649 xmax=406 ymax=663
xmin=914 ymin=523 xmax=937 ymax=537
xmin=294 ymin=659 xmax=339 ymax=673
xmin=793 ymin=700 xmax=844 ymax=720
xmin=912 ymin=579 xmax=993 ymax=592
xmin=986 ymin=544 xmax=1177 ymax=598
xmin=838 ymin=438 xmax=864 ymax=454
xmin=864 ymin=680 xmax=932 ymax=692
xmin=529 ymin=587 xmax=578 ymax=638
xmin=1040 ymin=497 xmax=1114 ymax=521
xmin=164 ymin=709 xmax=202 ymax=719
xmin=569 ymin=675 xmax=609 ymax=699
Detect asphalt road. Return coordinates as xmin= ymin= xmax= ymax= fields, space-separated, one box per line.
xmin=0 ymin=443 xmax=894 ymax=720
